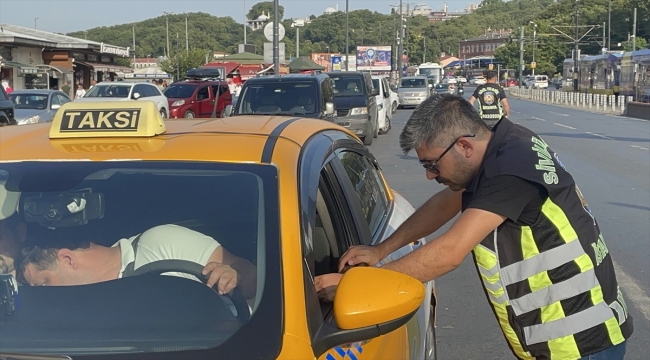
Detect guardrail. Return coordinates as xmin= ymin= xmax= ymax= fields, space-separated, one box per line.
xmin=508 ymin=87 xmax=634 ymax=116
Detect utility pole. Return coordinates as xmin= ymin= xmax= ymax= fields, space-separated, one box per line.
xmin=397 ymin=0 xmax=403 ymax=79
xmin=34 ymin=17 xmax=39 ymax=30
xmin=132 ymin=23 xmax=136 ymax=66
xmin=345 ymin=0 xmax=349 ymax=71
xmin=573 ymin=0 xmax=580 ymax=92
xmin=273 ymin=0 xmax=279 ymax=75
xmin=607 ymin=0 xmax=611 ymax=51
xmin=379 ymin=22 xmax=382 ymax=43
xmin=423 ymin=37 xmax=426 ymax=63
xmin=602 ymin=22 xmax=606 ymax=54
xmin=185 ymin=13 xmax=189 ymax=55
xmin=530 ymin=22 xmax=537 ymax=75
xmin=176 ymin=33 xmax=180 ymax=81
xmin=632 ymin=8 xmax=637 ymax=50
xmin=163 ymin=12 xmax=172 ymax=58
xmin=244 ymin=0 xmax=247 ymax=45
xmin=519 ymin=26 xmax=524 ymax=89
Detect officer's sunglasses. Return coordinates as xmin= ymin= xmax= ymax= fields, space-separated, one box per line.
xmin=418 ymin=134 xmax=476 ymax=174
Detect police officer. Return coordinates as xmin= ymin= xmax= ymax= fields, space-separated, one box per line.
xmin=340 ymin=94 xmax=633 ymax=360
xmin=469 ymin=71 xmax=510 ymax=129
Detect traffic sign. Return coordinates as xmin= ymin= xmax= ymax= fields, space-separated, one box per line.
xmin=264 ymin=22 xmax=285 ymax=42
xmin=531 ymin=61 xmax=537 ymax=69
xmin=488 ymin=63 xmax=494 ymax=70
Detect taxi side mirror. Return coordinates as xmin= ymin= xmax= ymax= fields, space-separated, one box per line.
xmin=312 ymin=267 xmax=425 ymax=357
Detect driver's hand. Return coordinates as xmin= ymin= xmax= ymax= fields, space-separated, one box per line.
xmin=202 ymin=262 xmax=240 ymax=295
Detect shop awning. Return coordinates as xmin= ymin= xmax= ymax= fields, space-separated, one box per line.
xmin=1 ymin=61 xmax=40 ymax=74
xmin=74 ymin=61 xmax=134 ymax=73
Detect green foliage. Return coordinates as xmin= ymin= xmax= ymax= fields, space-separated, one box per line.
xmin=247 ymin=1 xmax=284 ymax=22
xmin=159 ymin=48 xmax=211 ymax=78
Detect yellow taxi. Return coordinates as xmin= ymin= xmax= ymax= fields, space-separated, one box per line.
xmin=0 ymin=101 xmax=436 ymax=359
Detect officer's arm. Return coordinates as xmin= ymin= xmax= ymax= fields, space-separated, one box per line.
xmin=381 ymin=208 xmax=506 ymax=282
xmin=468 ymin=95 xmax=476 ymax=105
xmin=502 ymin=98 xmax=511 ymax=118
xmin=376 ymin=188 xmax=462 ymax=258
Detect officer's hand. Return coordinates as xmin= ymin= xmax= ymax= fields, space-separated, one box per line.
xmin=202 ymin=262 xmax=240 ymax=295
xmin=338 ymin=245 xmax=382 ymax=272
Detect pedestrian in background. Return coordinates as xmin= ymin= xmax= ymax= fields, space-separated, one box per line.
xmin=2 ymin=80 xmax=12 ymax=94
xmin=74 ymin=84 xmax=86 ymax=100
xmin=469 ymin=70 xmax=510 ymax=129
xmin=60 ymin=81 xmax=71 ymax=98
xmin=335 ymin=94 xmax=633 ymax=360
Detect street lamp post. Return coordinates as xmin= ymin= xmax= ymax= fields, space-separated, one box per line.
xmin=273 ymin=0 xmax=279 ymax=75
xmin=244 ymin=0 xmax=247 ymax=45
xmin=34 ymin=17 xmax=39 ymax=30
xmin=398 ymin=0 xmax=403 ymax=79
xmin=185 ymin=13 xmax=189 ymax=55
xmin=345 ymin=0 xmax=349 ymax=71
xmin=132 ymin=23 xmax=136 ymax=66
xmin=530 ymin=21 xmax=537 ymax=75
xmin=292 ymin=19 xmax=305 ymax=58
xmin=163 ymin=12 xmax=172 ymax=58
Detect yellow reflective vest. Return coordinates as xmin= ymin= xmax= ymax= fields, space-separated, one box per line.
xmin=463 ymin=119 xmax=633 ymax=360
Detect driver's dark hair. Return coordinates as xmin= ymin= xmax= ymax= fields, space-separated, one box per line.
xmin=16 ymin=240 xmax=91 ymax=285
xmin=399 ymin=94 xmax=490 ymax=154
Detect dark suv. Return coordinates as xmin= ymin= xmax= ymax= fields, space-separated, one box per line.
xmin=226 ymin=73 xmax=336 ymax=121
xmin=325 ymin=71 xmax=379 ymax=145
xmin=0 ymin=86 xmax=16 ymax=126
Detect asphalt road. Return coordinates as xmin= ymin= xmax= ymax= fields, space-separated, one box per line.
xmin=370 ymin=92 xmax=649 ymax=359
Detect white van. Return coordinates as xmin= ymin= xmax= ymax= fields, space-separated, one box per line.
xmin=526 ymin=75 xmax=549 ymax=89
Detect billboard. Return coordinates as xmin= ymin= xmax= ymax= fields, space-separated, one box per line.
xmin=331 ymin=55 xmax=342 ymax=71
xmin=356 ymin=46 xmax=392 ymax=71
xmin=312 ymin=53 xmax=334 ymax=72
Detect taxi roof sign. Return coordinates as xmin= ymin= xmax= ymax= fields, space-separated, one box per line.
xmin=49 ymin=101 xmax=166 ymax=139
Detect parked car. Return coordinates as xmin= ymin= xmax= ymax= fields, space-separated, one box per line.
xmin=525 ymin=75 xmax=549 ymax=89
xmin=455 ymin=76 xmax=468 ymax=84
xmin=500 ymin=78 xmax=519 ymax=87
xmin=469 ymin=76 xmax=487 ymax=85
xmin=77 ymin=82 xmax=169 ymax=119
xmin=0 ymin=100 xmax=437 ymax=360
xmin=9 ymin=90 xmax=71 ymax=125
xmin=372 ymin=75 xmax=394 ymax=135
xmin=0 ymin=85 xmax=15 ymax=126
xmin=163 ymin=79 xmax=232 ymax=119
xmin=326 ymin=71 xmax=379 ymax=145
xmin=226 ymin=73 xmax=335 ymax=121
xmin=397 ymin=76 xmax=430 ymax=108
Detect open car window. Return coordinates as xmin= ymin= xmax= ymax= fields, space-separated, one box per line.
xmin=0 ymin=161 xmax=282 ymax=358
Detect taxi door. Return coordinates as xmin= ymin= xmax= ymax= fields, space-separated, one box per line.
xmin=299 ymin=132 xmax=417 ymax=360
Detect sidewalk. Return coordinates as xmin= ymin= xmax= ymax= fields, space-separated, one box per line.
xmin=506 ymin=87 xmax=633 ymax=117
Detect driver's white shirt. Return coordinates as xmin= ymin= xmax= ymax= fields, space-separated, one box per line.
xmin=113 ymin=224 xmax=220 ymax=282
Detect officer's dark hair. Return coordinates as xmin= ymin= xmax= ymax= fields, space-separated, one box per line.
xmin=400 ymin=94 xmax=490 ymax=154
xmin=16 ymin=240 xmax=91 ymax=285
xmin=486 ymin=71 xmax=498 ymax=80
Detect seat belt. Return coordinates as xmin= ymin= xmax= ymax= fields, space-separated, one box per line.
xmin=121 ymin=234 xmax=142 ymax=277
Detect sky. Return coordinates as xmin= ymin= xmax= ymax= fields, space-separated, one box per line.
xmin=0 ymin=0 xmax=478 ymax=34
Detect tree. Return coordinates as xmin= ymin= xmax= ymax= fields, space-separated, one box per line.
xmin=247 ymin=1 xmax=284 ymax=22
xmin=160 ymin=48 xmax=210 ymax=79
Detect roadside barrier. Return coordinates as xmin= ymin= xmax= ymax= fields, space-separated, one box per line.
xmin=508 ymin=87 xmax=633 ymax=116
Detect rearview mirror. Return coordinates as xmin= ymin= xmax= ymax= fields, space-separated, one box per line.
xmin=132 ymin=93 xmax=141 ymax=100
xmin=325 ymin=102 xmax=335 ymax=115
xmin=223 ymin=105 xmax=233 ymax=117
xmin=312 ymin=267 xmax=424 ymax=357
xmin=370 ymin=88 xmax=379 ymax=96
xmin=51 ymin=104 xmax=61 ymax=110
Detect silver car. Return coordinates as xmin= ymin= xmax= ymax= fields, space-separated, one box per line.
xmin=9 ymin=90 xmax=72 ymax=125
xmin=397 ymin=76 xmax=430 ymax=108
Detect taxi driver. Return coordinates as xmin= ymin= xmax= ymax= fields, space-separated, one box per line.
xmin=16 ymin=224 xmax=257 ymax=299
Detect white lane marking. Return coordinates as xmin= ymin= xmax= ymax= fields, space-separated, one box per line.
xmin=550 ymin=111 xmax=569 ymax=117
xmin=531 ymin=116 xmax=546 ymax=121
xmin=630 ymin=145 xmax=650 ymax=151
xmin=554 ymin=123 xmax=577 ymax=130
xmin=585 ymin=132 xmax=614 ymax=140
xmin=613 ymin=260 xmax=650 ymax=322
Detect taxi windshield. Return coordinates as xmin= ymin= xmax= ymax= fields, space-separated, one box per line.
xmin=9 ymin=94 xmax=49 ymax=109
xmin=0 ymin=161 xmax=281 ymax=357
xmin=84 ymin=84 xmax=131 ymax=98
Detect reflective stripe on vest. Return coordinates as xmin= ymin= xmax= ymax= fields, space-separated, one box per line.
xmin=473 ymin=198 xmax=626 ymax=359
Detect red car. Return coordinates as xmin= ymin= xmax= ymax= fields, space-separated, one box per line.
xmin=163 ymin=80 xmax=232 ymax=118
xmin=501 ymin=78 xmax=518 ymax=87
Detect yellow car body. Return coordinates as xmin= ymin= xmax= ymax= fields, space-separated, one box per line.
xmin=0 ymin=101 xmax=436 ymax=360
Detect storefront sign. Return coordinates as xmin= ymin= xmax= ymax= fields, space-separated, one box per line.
xmin=87 ymin=54 xmax=98 ymax=62
xmin=100 ymin=43 xmax=130 ymax=57
xmin=101 ymin=56 xmax=111 ymax=63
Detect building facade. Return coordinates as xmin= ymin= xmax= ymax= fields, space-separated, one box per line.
xmin=459 ymin=29 xmax=512 ymax=59
xmin=428 ymin=2 xmax=477 ymax=22
xmin=0 ymin=24 xmax=132 ymax=91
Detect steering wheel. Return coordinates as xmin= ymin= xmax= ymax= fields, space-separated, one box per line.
xmin=130 ymin=260 xmax=251 ymax=323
